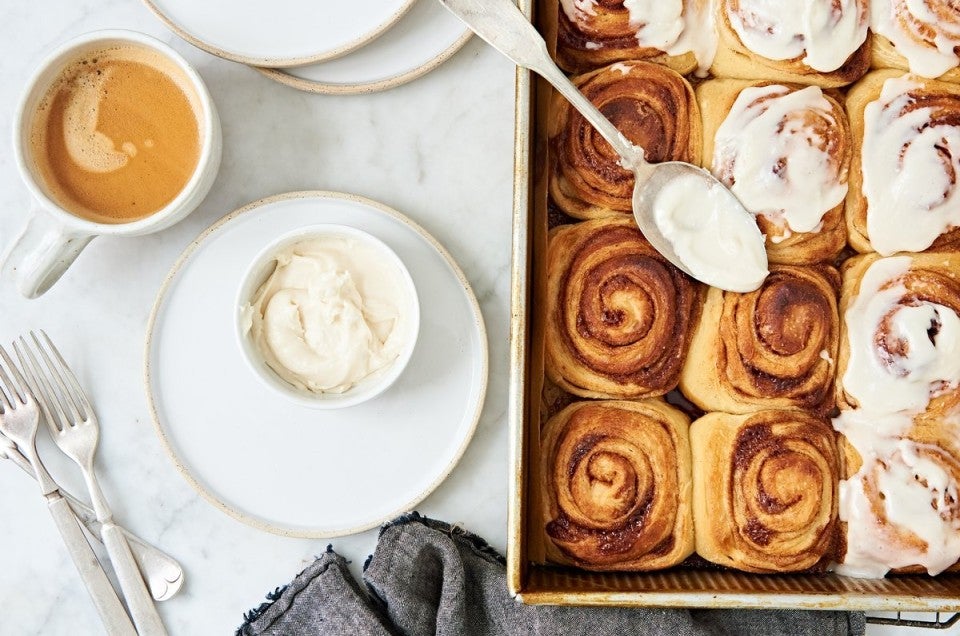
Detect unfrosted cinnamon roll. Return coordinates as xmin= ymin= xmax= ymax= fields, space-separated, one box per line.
xmin=551 ymin=0 xmax=716 ymax=75
xmin=549 ymin=61 xmax=700 ymax=220
xmin=711 ymin=0 xmax=870 ymax=87
xmin=545 ymin=217 xmax=701 ymax=399
xmin=833 ymin=409 xmax=960 ymax=577
xmin=846 ymin=70 xmax=960 ymax=254
xmin=680 ymin=264 xmax=840 ymax=416
xmin=698 ymin=79 xmax=849 ymax=264
xmin=836 ymin=253 xmax=960 ymax=416
xmin=691 ymin=410 xmax=840 ymax=573
xmin=542 ymin=399 xmax=694 ymax=570
xmin=870 ymin=0 xmax=960 ymax=81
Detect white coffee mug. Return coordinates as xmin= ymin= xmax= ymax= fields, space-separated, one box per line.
xmin=4 ymin=29 xmax=221 ymax=298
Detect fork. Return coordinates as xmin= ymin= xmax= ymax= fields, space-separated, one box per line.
xmin=0 ymin=345 xmax=136 ymax=635
xmin=16 ymin=331 xmax=168 ymax=636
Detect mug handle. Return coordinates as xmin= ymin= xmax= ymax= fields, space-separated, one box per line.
xmin=3 ymin=211 xmax=93 ymax=298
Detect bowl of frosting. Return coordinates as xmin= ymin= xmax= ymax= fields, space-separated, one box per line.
xmin=236 ymin=224 xmax=420 ymax=409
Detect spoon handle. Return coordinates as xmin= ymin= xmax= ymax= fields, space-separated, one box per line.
xmin=437 ymin=0 xmax=646 ymax=166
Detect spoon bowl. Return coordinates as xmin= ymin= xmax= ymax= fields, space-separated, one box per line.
xmin=438 ymin=0 xmax=769 ymax=292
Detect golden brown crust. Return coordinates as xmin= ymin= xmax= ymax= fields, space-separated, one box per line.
xmin=869 ymin=1 xmax=960 ymax=83
xmin=551 ymin=1 xmax=697 ymax=75
xmin=836 ymin=252 xmax=960 ymax=412
xmin=548 ymin=61 xmax=701 ymax=220
xmin=545 ymin=217 xmax=703 ymax=399
xmin=711 ymin=0 xmax=871 ymax=87
xmin=845 ymin=70 xmax=960 ymax=253
xmin=542 ymin=399 xmax=695 ymax=570
xmin=691 ymin=410 xmax=840 ymax=573
xmin=697 ymin=79 xmax=849 ymax=264
xmin=680 ymin=264 xmax=840 ymax=415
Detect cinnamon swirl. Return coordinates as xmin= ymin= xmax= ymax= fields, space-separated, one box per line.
xmin=545 ymin=217 xmax=702 ymax=399
xmin=549 ymin=61 xmax=700 ymax=220
xmin=712 ymin=0 xmax=870 ymax=87
xmin=680 ymin=264 xmax=840 ymax=416
xmin=846 ymin=70 xmax=960 ymax=254
xmin=837 ymin=253 xmax=960 ymax=417
xmin=870 ymin=0 xmax=960 ymax=81
xmin=542 ymin=399 xmax=695 ymax=570
xmin=698 ymin=79 xmax=850 ymax=264
xmin=552 ymin=0 xmax=716 ymax=75
xmin=834 ymin=409 xmax=960 ymax=577
xmin=691 ymin=410 xmax=840 ymax=573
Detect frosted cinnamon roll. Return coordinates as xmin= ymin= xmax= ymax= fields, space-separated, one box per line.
xmin=691 ymin=410 xmax=840 ymax=573
xmin=837 ymin=253 xmax=960 ymax=416
xmin=847 ymin=71 xmax=960 ymax=254
xmin=552 ymin=0 xmax=717 ymax=75
xmin=698 ymin=80 xmax=849 ymax=264
xmin=545 ymin=217 xmax=701 ymax=399
xmin=680 ymin=264 xmax=840 ymax=416
xmin=542 ymin=399 xmax=694 ymax=571
xmin=870 ymin=0 xmax=960 ymax=81
xmin=549 ymin=61 xmax=700 ymax=220
xmin=712 ymin=0 xmax=870 ymax=87
xmin=834 ymin=409 xmax=960 ymax=577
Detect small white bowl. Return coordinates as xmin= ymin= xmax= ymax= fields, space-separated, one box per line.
xmin=235 ymin=224 xmax=420 ymax=409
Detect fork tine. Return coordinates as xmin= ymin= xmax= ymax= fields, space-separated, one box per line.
xmin=30 ymin=331 xmax=83 ymax=425
xmin=38 ymin=330 xmax=92 ymax=419
xmin=0 ymin=350 xmax=16 ymax=412
xmin=0 ymin=344 xmax=32 ymax=404
xmin=14 ymin=337 xmax=62 ymax=433
xmin=16 ymin=336 xmax=69 ymax=433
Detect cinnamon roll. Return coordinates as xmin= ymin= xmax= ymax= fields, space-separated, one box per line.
xmin=833 ymin=409 xmax=960 ymax=577
xmin=846 ymin=70 xmax=960 ymax=254
xmin=542 ymin=399 xmax=695 ymax=570
xmin=551 ymin=0 xmax=716 ymax=75
xmin=870 ymin=0 xmax=960 ymax=81
xmin=680 ymin=264 xmax=840 ymax=416
xmin=691 ymin=410 xmax=840 ymax=573
xmin=712 ymin=0 xmax=870 ymax=87
xmin=549 ymin=61 xmax=700 ymax=220
xmin=698 ymin=79 xmax=849 ymax=264
xmin=545 ymin=217 xmax=701 ymax=399
xmin=837 ymin=253 xmax=960 ymax=416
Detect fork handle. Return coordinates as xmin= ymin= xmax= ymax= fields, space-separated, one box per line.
xmin=102 ymin=523 xmax=169 ymax=635
xmin=46 ymin=496 xmax=137 ymax=636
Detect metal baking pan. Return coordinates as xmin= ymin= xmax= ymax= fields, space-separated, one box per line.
xmin=505 ymin=0 xmax=960 ymax=612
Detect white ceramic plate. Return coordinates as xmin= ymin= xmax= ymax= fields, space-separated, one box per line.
xmin=143 ymin=0 xmax=415 ymax=67
xmin=258 ymin=0 xmax=471 ymax=95
xmin=145 ymin=191 xmax=488 ymax=537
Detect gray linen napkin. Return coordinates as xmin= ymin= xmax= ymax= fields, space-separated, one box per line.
xmin=238 ymin=513 xmax=865 ymax=636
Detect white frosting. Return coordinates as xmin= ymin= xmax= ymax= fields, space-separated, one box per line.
xmin=726 ymin=0 xmax=868 ymax=72
xmin=862 ymin=76 xmax=960 ymax=255
xmin=833 ymin=409 xmax=960 ymax=577
xmin=843 ymin=255 xmax=960 ymax=414
xmin=712 ymin=84 xmax=847 ymax=237
xmin=562 ymin=0 xmax=718 ymax=75
xmin=871 ymin=0 xmax=960 ymax=78
xmin=242 ymin=237 xmax=412 ymax=394
xmin=650 ymin=172 xmax=769 ymax=292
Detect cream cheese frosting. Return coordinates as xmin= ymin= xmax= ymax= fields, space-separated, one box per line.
xmin=242 ymin=236 xmax=413 ymax=394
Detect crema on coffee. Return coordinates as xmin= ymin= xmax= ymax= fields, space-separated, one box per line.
xmin=29 ymin=44 xmax=201 ymax=224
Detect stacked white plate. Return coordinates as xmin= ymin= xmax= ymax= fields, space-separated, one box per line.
xmin=144 ymin=0 xmax=471 ymax=93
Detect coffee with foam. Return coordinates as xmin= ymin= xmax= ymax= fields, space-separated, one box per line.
xmin=29 ymin=44 xmax=201 ymax=224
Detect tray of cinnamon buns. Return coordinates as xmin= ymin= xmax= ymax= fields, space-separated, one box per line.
xmin=506 ymin=0 xmax=960 ymax=611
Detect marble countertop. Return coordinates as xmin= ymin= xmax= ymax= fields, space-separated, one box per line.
xmin=0 ymin=2 xmax=949 ymax=634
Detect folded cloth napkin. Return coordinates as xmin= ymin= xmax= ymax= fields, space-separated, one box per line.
xmin=238 ymin=513 xmax=865 ymax=636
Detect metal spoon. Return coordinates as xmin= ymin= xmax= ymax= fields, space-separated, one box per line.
xmin=437 ymin=0 xmax=769 ymax=292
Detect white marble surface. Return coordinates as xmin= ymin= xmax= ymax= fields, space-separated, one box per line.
xmin=0 ymin=2 xmax=951 ymax=635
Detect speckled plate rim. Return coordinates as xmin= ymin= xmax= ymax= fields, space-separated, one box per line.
xmin=143 ymin=190 xmax=489 ymax=538
xmin=256 ymin=30 xmax=473 ymax=95
xmin=142 ymin=0 xmax=416 ymax=68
